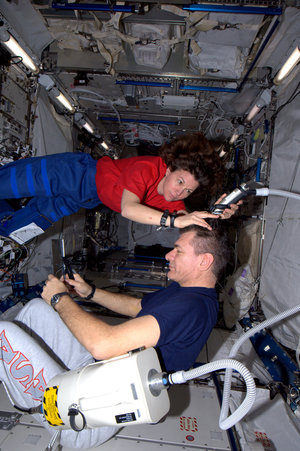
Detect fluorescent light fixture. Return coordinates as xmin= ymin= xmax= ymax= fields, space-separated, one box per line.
xmin=82 ymin=121 xmax=94 ymax=134
xmin=273 ymin=44 xmax=300 ymax=85
xmin=245 ymin=89 xmax=271 ymax=123
xmin=51 ymin=87 xmax=75 ymax=113
xmin=229 ymin=132 xmax=239 ymax=145
xmin=101 ymin=141 xmax=109 ymax=150
xmin=246 ymin=104 xmax=262 ymax=122
xmin=0 ymin=28 xmax=39 ymax=73
xmin=74 ymin=112 xmax=94 ymax=134
xmin=229 ymin=125 xmax=245 ymax=144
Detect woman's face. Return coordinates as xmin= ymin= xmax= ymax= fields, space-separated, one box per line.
xmin=159 ymin=168 xmax=199 ymax=202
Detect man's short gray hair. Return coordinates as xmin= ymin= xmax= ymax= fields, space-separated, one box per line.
xmin=180 ymin=220 xmax=230 ymax=280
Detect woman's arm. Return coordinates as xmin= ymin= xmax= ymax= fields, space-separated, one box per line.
xmin=121 ymin=189 xmax=217 ymax=229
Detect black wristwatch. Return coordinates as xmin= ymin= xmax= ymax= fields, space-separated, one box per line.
xmin=50 ymin=292 xmax=69 ymax=310
xmin=85 ymin=283 xmax=96 ymax=300
xmin=157 ymin=210 xmax=169 ymax=230
xmin=169 ymin=212 xmax=177 ymax=228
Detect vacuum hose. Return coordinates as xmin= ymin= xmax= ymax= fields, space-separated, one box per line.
xmin=169 ymin=303 xmax=300 ymax=430
xmin=168 ymin=358 xmax=256 ymax=430
xmin=256 ymin=188 xmax=300 ymax=201
xmin=220 ymin=303 xmax=300 ymax=430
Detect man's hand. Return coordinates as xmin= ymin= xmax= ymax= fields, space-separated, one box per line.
xmin=42 ymin=274 xmax=70 ymax=306
xmin=64 ymin=273 xmax=93 ymax=299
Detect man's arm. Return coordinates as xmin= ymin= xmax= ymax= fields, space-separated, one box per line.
xmin=65 ymin=273 xmax=142 ymax=318
xmin=42 ymin=275 xmax=160 ymax=361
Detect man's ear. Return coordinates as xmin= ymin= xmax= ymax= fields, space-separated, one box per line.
xmin=199 ymin=253 xmax=214 ymax=271
xmin=165 ymin=167 xmax=171 ymax=176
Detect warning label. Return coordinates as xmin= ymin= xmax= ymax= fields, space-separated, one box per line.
xmin=180 ymin=416 xmax=198 ymax=432
xmin=255 ymin=431 xmax=272 ymax=449
xmin=43 ymin=386 xmax=64 ymax=427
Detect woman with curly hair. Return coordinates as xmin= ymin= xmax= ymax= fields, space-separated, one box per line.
xmin=0 ymin=133 xmax=237 ymax=240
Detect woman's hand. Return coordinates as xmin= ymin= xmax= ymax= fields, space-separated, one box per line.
xmin=214 ymin=193 xmax=242 ymax=220
xmin=174 ymin=211 xmax=219 ymax=230
xmin=64 ymin=273 xmax=94 ymax=299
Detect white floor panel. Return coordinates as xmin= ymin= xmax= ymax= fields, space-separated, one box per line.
xmin=115 ymin=384 xmax=230 ymax=450
xmin=0 ymin=423 xmax=51 ymax=450
xmin=0 ymin=382 xmax=232 ymax=451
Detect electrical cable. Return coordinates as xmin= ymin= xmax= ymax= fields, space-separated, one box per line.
xmin=255 ymin=155 xmax=300 ymax=277
xmin=272 ymin=81 xmax=300 ymax=120
xmin=296 ymin=336 xmax=300 ymax=368
xmin=70 ymin=87 xmax=121 ymax=123
xmin=123 ymin=123 xmax=171 ymax=147
xmin=0 ymin=380 xmax=42 ymax=414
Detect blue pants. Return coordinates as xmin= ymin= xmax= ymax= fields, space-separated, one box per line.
xmin=0 ymin=153 xmax=100 ymax=236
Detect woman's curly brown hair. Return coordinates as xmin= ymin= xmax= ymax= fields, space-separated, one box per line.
xmin=160 ymin=132 xmax=225 ymax=198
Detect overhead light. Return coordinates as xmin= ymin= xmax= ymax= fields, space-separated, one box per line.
xmin=82 ymin=121 xmax=94 ymax=134
xmin=229 ymin=132 xmax=239 ymax=145
xmin=245 ymin=89 xmax=272 ymax=123
xmin=229 ymin=125 xmax=245 ymax=144
xmin=0 ymin=28 xmax=39 ymax=73
xmin=100 ymin=140 xmax=109 ymax=150
xmin=51 ymin=87 xmax=75 ymax=113
xmin=74 ymin=112 xmax=95 ymax=134
xmin=273 ymin=44 xmax=300 ymax=85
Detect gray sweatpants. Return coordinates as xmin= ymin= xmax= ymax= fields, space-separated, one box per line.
xmin=0 ymin=298 xmax=119 ymax=449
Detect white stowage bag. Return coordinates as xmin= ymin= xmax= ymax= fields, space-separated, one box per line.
xmin=130 ymin=23 xmax=172 ymax=69
xmin=221 ymin=264 xmax=258 ymax=329
xmin=189 ymin=40 xmax=246 ymax=79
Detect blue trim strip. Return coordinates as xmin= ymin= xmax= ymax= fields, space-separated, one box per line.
xmin=256 ymin=158 xmax=262 ymax=182
xmin=212 ymin=372 xmax=239 ymax=451
xmin=118 ymin=266 xmax=150 ymax=272
xmin=238 ymin=18 xmax=280 ymax=92
xmin=182 ymin=5 xmax=282 ymax=15
xmin=10 ymin=168 xmax=20 ymax=198
xmin=179 ymin=85 xmax=238 ymax=93
xmin=26 ymin=164 xmax=36 ymax=196
xmin=116 ymin=80 xmax=172 ymax=88
xmin=41 ymin=159 xmax=51 ymax=196
xmin=97 ymin=116 xmax=177 ymax=125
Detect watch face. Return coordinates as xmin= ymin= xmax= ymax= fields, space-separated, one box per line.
xmin=51 ymin=294 xmax=60 ymax=307
xmin=51 ymin=292 xmax=68 ymax=309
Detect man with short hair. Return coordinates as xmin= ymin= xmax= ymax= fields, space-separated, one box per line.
xmin=0 ymin=221 xmax=229 ymax=449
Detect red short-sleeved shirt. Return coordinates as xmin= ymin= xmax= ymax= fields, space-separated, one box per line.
xmin=95 ymin=156 xmax=185 ymax=213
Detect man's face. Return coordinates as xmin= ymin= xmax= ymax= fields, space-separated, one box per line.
xmin=161 ymin=168 xmax=199 ymax=202
xmin=165 ymin=231 xmax=201 ymax=286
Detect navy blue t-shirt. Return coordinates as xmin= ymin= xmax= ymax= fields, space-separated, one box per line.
xmin=137 ymin=282 xmax=218 ymax=372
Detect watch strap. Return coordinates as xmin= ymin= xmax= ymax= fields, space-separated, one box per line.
xmin=50 ymin=291 xmax=69 ymax=310
xmin=170 ymin=212 xmax=177 ymax=228
xmin=85 ymin=283 xmax=96 ymax=300
xmin=160 ymin=210 xmax=169 ymax=228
